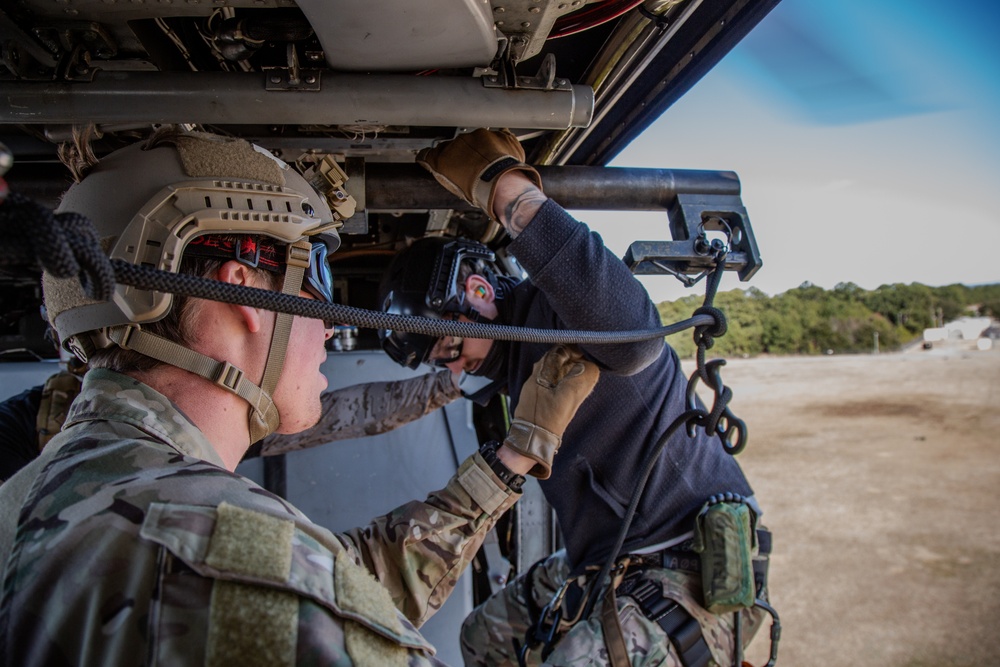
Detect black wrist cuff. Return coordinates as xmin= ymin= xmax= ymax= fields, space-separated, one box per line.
xmin=479 ymin=440 xmax=525 ymax=493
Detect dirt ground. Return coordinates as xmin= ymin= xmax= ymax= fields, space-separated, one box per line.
xmin=680 ymin=342 xmax=1000 ymax=667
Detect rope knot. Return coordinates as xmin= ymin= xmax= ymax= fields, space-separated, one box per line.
xmin=692 ymin=306 xmax=727 ymax=349
xmin=0 ymin=191 xmax=115 ymax=301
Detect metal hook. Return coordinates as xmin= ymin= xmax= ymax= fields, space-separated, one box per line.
xmin=717 ymin=408 xmax=747 ymax=455
xmin=684 ymin=372 xmax=704 ymax=437
xmin=753 ymin=598 xmax=782 ymax=667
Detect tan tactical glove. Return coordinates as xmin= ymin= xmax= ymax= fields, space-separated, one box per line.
xmin=416 ymin=128 xmax=543 ymax=222
xmin=504 ymin=345 xmax=599 ymax=479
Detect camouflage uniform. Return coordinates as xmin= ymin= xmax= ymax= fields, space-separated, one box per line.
xmin=0 ymin=368 xmax=458 ymax=478
xmin=0 ymin=368 xmax=517 ymax=666
xmin=250 ymin=369 xmax=460 ymax=456
xmin=460 ymin=550 xmax=770 ymax=667
xmin=35 ymin=369 xmax=84 ymax=449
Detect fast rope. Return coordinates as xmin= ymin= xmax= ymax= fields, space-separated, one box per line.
xmin=0 ymin=189 xmax=713 ymax=345
xmin=114 ymin=260 xmax=712 ymax=343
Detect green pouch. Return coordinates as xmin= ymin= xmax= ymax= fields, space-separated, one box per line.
xmin=692 ymin=495 xmax=757 ymax=614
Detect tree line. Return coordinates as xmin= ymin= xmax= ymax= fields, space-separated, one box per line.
xmin=657 ymin=281 xmax=1000 ymax=358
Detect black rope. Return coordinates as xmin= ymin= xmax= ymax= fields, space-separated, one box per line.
xmin=113 ymin=260 xmax=710 ymax=343
xmin=0 ymin=192 xmax=115 ymax=301
xmin=0 ymin=189 xmax=716 ymax=344
xmin=580 ymin=407 xmax=704 ymax=622
xmin=575 ymin=249 xmax=749 ymax=632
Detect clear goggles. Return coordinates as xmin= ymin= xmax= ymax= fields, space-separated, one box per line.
xmin=427 ymin=334 xmax=464 ymax=367
xmin=304 ymin=241 xmax=334 ymax=304
xmin=425 ymin=313 xmax=464 ymax=367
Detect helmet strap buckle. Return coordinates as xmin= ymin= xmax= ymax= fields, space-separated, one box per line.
xmin=214 ymin=361 xmax=245 ymax=392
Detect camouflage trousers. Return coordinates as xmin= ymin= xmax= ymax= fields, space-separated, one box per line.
xmin=460 ymin=549 xmax=769 ymax=667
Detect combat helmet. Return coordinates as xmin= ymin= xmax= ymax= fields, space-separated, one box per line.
xmin=377 ymin=237 xmax=497 ymax=369
xmin=43 ymin=129 xmax=354 ymax=441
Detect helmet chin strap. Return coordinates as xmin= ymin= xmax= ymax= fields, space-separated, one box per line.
xmin=106 ymin=239 xmax=313 ymax=444
xmin=248 ymin=240 xmax=311 ymax=441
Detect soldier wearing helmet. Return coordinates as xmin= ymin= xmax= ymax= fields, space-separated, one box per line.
xmin=0 ymin=129 xmax=598 ymax=665
xmin=379 ymin=129 xmax=773 ymax=667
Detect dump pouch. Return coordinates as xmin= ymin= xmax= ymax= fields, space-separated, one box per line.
xmin=692 ymin=494 xmax=757 ymax=614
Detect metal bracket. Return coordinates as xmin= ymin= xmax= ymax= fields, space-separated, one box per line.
xmin=340 ymin=156 xmax=369 ymax=236
xmin=264 ymin=43 xmax=321 ymax=91
xmin=482 ymin=52 xmax=572 ymax=91
xmin=1 ymin=14 xmax=114 ymax=81
xmin=303 ymin=155 xmax=357 ymax=222
xmin=481 ymin=528 xmax=512 ymax=595
xmin=623 ymin=192 xmax=762 ymax=282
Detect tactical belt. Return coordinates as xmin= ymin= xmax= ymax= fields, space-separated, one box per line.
xmin=628 ymin=528 xmax=772 ymax=573
xmin=628 ymin=528 xmax=772 ymax=595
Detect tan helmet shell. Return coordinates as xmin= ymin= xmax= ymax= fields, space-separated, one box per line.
xmin=44 ymin=133 xmax=341 ymax=357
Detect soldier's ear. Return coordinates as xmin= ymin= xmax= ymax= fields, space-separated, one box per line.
xmin=465 ymin=275 xmax=495 ymax=305
xmin=216 ymin=260 xmax=264 ymax=333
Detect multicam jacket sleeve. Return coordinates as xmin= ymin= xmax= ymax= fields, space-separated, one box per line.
xmin=254 ymin=370 xmax=461 ymax=456
xmin=339 ymin=452 xmax=519 ymax=627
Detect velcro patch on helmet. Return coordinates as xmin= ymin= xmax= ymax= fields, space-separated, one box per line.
xmin=173 ymin=133 xmax=286 ymax=187
xmin=205 ymin=502 xmax=294 ymax=582
xmin=42 ymin=236 xmax=115 ymax=336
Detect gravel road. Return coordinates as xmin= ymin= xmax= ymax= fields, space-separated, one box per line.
xmin=683 ymin=342 xmax=1000 ymax=667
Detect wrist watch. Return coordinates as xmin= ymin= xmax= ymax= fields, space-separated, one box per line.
xmin=478 ymin=440 xmax=525 ymax=493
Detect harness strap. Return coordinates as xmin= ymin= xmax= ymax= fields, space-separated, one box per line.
xmin=522 ymin=559 xmax=547 ymax=629
xmin=621 ymin=576 xmax=711 ymax=667
xmin=250 ymin=239 xmax=310 ymax=442
xmin=598 ymin=575 xmax=630 ymax=667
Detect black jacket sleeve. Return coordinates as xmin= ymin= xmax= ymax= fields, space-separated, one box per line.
xmin=508 ymin=199 xmax=663 ymax=375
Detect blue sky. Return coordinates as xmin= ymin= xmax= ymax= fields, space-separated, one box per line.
xmin=578 ymin=0 xmax=1000 ymax=304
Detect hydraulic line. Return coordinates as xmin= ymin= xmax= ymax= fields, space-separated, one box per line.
xmin=549 ymin=0 xmax=646 ymax=39
xmin=538 ymin=0 xmax=695 ymax=165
